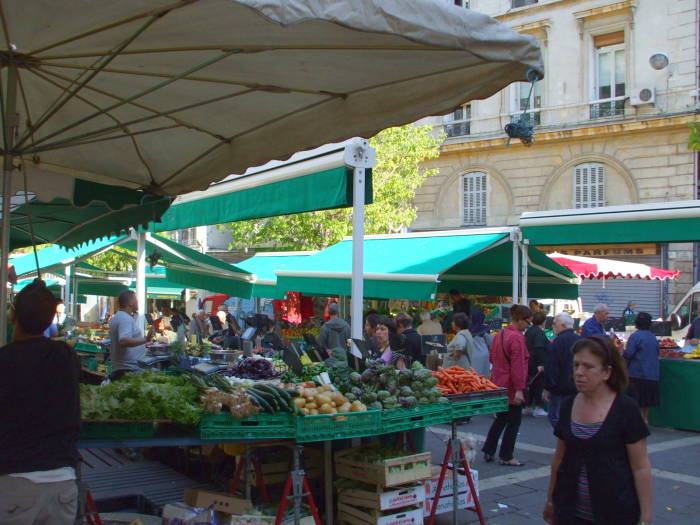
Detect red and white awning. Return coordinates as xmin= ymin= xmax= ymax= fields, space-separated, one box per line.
xmin=547 ymin=253 xmax=680 ymax=281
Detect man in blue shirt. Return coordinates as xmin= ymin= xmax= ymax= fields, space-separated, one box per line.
xmin=581 ymin=303 xmax=609 ymax=338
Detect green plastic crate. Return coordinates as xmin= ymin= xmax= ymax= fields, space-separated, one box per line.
xmin=450 ymin=396 xmax=508 ymax=419
xmin=81 ymin=421 xmax=156 ymax=439
xmin=295 ymin=410 xmax=382 ymax=443
xmin=381 ymin=403 xmax=453 ymax=433
xmin=199 ymin=412 xmax=295 ymax=440
xmin=75 ymin=341 xmax=106 ymax=353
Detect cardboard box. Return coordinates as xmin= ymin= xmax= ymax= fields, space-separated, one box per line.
xmin=423 ymin=466 xmax=479 ymax=498
xmin=338 ymin=484 xmax=425 ymax=511
xmin=422 ymin=472 xmax=480 ymax=518
xmin=184 ymin=488 xmax=253 ymax=515
xmin=338 ymin=503 xmax=423 ymax=525
xmin=222 ymin=515 xmax=316 ymax=525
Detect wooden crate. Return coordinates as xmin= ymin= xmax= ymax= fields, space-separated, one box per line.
xmin=338 ymin=483 xmax=425 ymax=511
xmin=334 ymin=447 xmax=431 ymax=488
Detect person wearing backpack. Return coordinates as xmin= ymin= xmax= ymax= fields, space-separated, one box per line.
xmin=317 ymin=302 xmax=350 ymax=355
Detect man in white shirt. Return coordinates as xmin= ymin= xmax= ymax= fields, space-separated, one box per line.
xmin=109 ymin=290 xmax=154 ymax=381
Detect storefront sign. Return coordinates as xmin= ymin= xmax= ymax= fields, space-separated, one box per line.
xmin=539 ymin=243 xmax=658 ymax=257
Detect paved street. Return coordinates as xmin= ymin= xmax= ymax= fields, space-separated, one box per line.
xmin=426 ymin=414 xmax=700 ymax=525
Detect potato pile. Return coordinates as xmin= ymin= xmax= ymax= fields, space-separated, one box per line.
xmin=293 ymin=384 xmax=367 ymax=415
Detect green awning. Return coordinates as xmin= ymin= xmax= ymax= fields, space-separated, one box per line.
xmin=236 ymin=252 xmax=316 ymax=299
xmin=9 ymin=179 xmax=171 ymax=250
xmin=152 ymin=163 xmax=372 ymax=233
xmin=11 ymin=236 xmax=123 ymax=278
xmin=275 ymin=230 xmax=579 ymax=300
xmin=520 ymin=201 xmax=700 ymax=245
xmin=11 ymin=233 xmax=254 ymax=298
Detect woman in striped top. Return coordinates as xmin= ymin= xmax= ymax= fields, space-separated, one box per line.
xmin=543 ymin=336 xmax=653 ymax=525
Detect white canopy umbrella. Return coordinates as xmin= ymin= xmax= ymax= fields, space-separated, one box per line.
xmin=1 ymin=0 xmax=543 ymax=344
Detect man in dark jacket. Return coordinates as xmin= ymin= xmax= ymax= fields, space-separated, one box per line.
xmin=396 ymin=312 xmax=423 ymax=364
xmin=543 ymin=312 xmax=581 ymax=428
xmin=317 ymin=303 xmax=351 ymax=354
xmin=0 ymin=279 xmax=81 ymax=524
xmin=524 ymin=310 xmax=549 ymax=417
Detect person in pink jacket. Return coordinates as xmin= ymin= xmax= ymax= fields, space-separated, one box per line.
xmin=482 ymin=304 xmax=532 ymax=466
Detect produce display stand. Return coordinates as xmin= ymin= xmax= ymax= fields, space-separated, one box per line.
xmin=78 ymin=392 xmax=506 ymax=525
xmin=649 ymin=358 xmax=700 ymax=432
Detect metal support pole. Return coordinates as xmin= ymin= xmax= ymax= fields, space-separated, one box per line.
xmin=136 ymin=231 xmax=147 ymax=328
xmin=344 ymin=139 xmax=376 ymax=346
xmin=72 ymin=268 xmax=79 ymax=320
xmin=0 ymin=62 xmax=19 ymax=346
xmin=292 ymin=445 xmax=304 ymax=525
xmin=64 ymin=265 xmax=73 ymax=321
xmin=511 ymin=232 xmax=520 ymax=304
xmin=324 ymin=440 xmax=334 ymax=525
xmin=521 ymin=241 xmax=529 ymax=306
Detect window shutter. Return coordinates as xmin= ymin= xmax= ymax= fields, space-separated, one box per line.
xmin=574 ymin=163 xmax=605 ymax=208
xmin=594 ymin=32 xmax=624 ymax=48
xmin=463 ymin=172 xmax=487 ymax=226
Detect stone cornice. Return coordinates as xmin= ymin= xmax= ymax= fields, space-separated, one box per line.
xmin=440 ymin=114 xmax=698 ymax=154
xmin=495 ymin=0 xmax=576 ymax=22
xmin=573 ymin=0 xmax=636 ymax=21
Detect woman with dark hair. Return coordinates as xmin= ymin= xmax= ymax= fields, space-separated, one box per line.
xmin=364 ymin=312 xmax=381 ymax=356
xmin=525 ymin=310 xmax=549 ymax=418
xmin=543 ymin=336 xmax=652 ymax=525
xmin=623 ymin=312 xmax=660 ymax=424
xmin=444 ymin=312 xmax=475 ymax=370
xmin=482 ymin=304 xmax=532 ymax=466
xmin=375 ymin=317 xmax=408 ymax=370
xmin=469 ymin=306 xmax=492 ymax=377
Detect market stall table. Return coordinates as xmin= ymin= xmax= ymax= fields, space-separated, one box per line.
xmin=649 ymin=357 xmax=700 ymax=432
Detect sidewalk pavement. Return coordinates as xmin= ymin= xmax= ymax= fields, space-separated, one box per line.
xmin=426 ymin=413 xmax=700 ymax=525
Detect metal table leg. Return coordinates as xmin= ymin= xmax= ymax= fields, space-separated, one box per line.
xmin=324 ymin=440 xmax=334 ymax=525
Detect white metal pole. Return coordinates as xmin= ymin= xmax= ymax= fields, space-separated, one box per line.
xmin=521 ymin=242 xmax=529 ymax=306
xmin=136 ymin=231 xmax=147 ymax=327
xmin=0 ymin=63 xmax=18 ymax=345
xmin=344 ymin=138 xmax=376 ymax=342
xmin=511 ymin=233 xmax=519 ymax=304
xmin=71 ymin=268 xmax=78 ymax=320
xmin=64 ymin=264 xmax=72 ymax=319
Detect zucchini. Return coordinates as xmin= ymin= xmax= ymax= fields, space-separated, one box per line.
xmin=246 ymin=389 xmax=274 ymax=413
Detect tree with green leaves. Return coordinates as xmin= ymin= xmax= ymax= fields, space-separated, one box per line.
xmin=222 ymin=125 xmax=444 ymax=250
xmin=689 ymin=122 xmax=700 ymax=152
xmin=85 ymin=246 xmax=135 ymax=272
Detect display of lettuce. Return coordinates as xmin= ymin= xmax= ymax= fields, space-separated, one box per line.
xmin=80 ymin=371 xmax=202 ymax=424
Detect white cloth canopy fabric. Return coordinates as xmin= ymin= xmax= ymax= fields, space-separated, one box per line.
xmin=548 ymin=252 xmax=680 ymax=281
xmin=0 ymin=0 xmax=543 ymax=197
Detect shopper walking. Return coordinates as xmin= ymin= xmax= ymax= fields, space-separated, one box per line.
xmin=482 ymin=304 xmax=531 ymax=466
xmin=581 ymin=304 xmax=609 ymax=338
xmin=469 ymin=307 xmax=491 ymax=377
xmin=443 ymin=313 xmax=475 ymax=370
xmin=543 ymin=312 xmax=581 ymax=428
xmin=524 ymin=310 xmax=549 ymax=417
xmin=623 ymin=312 xmax=660 ymax=424
xmin=543 ymin=336 xmax=652 ymax=525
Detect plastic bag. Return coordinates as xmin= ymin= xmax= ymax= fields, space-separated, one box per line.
xmin=161 ymin=503 xmax=218 ymax=525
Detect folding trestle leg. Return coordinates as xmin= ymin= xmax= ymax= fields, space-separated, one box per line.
xmin=275 ymin=445 xmax=323 ymax=525
xmin=425 ymin=421 xmax=486 ymax=525
xmin=230 ymin=445 xmax=271 ymax=503
xmin=393 ymin=430 xmax=416 ymax=453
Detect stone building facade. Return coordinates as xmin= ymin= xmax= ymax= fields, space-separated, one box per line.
xmin=416 ymin=0 xmax=699 ymax=313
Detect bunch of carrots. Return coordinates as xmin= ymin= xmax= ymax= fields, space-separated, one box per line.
xmin=432 ymin=366 xmax=500 ymax=395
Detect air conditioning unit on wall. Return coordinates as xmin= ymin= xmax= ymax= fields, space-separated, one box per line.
xmin=630 ymin=87 xmax=655 ymax=106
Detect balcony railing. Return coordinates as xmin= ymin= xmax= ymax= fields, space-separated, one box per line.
xmin=589 ymin=96 xmax=626 ymax=119
xmin=444 ymin=121 xmax=470 ymax=138
xmin=512 ymin=0 xmax=538 ymax=7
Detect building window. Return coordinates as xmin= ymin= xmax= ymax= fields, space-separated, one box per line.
xmin=511 ymin=81 xmax=542 ymax=125
xmin=512 ymin=0 xmax=538 ymax=7
xmin=444 ymin=104 xmax=471 ymax=138
xmin=573 ymin=163 xmax=605 ymax=208
xmin=590 ymin=32 xmax=625 ymax=118
xmin=176 ymin=228 xmax=200 ymax=249
xmin=462 ymin=172 xmax=487 ymax=226
xmin=450 ymin=0 xmax=469 ymax=7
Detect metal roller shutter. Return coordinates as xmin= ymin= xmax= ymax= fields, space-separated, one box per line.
xmin=579 ymin=254 xmax=663 ymax=318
